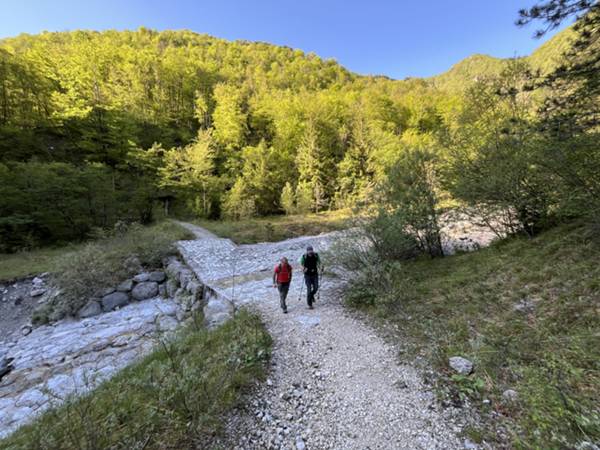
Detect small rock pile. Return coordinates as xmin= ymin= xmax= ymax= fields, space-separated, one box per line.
xmin=78 ymin=270 xmax=168 ymax=319
xmin=163 ymin=256 xmax=236 ymax=328
xmin=76 ymin=256 xmax=215 ymax=324
xmin=29 ymin=276 xmax=48 ymax=298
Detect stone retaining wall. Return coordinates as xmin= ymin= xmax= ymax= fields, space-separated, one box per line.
xmin=0 ymin=253 xmax=208 ymax=439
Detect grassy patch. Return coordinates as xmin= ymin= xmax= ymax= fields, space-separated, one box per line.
xmin=0 ymin=221 xmax=194 ymax=284
xmin=196 ymin=210 xmax=351 ymax=244
xmin=1 ymin=310 xmax=271 ymax=450
xmin=346 ymin=222 xmax=600 ymax=448
xmin=0 ymin=246 xmax=82 ymax=282
xmin=32 ymin=221 xmax=194 ymax=323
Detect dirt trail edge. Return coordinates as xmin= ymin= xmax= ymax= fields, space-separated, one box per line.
xmin=176 ymin=221 xmax=466 ymax=450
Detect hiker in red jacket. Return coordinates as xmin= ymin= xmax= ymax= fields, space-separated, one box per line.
xmin=273 ymin=256 xmax=293 ymax=314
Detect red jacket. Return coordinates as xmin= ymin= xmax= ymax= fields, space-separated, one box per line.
xmin=274 ymin=263 xmax=292 ymax=283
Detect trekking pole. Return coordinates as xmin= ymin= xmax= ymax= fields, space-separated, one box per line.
xmin=298 ymin=276 xmax=304 ymax=302
xmin=317 ymin=265 xmax=324 ymax=302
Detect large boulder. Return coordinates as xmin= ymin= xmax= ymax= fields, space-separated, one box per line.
xmin=166 ymin=259 xmax=184 ymax=280
xmin=78 ymin=300 xmax=102 ymax=319
xmin=131 ymin=282 xmax=158 ymax=301
xmin=133 ymin=273 xmax=150 ymax=283
xmin=204 ymin=297 xmax=234 ymax=328
xmin=101 ymin=291 xmax=129 ymax=311
xmin=448 ymin=356 xmax=474 ymax=375
xmin=178 ymin=268 xmax=194 ymax=290
xmin=101 ymin=287 xmax=116 ymax=297
xmin=148 ymin=271 xmax=166 ymax=283
xmin=116 ymin=279 xmax=134 ymax=292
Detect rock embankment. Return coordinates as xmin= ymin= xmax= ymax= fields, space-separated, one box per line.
xmin=0 ymin=256 xmax=207 ymax=439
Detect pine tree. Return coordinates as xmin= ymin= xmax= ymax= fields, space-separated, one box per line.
xmin=281 ymin=182 xmax=295 ymax=215
xmin=337 ymin=108 xmax=376 ymax=206
xmin=222 ymin=178 xmax=255 ymax=220
xmin=296 ymin=119 xmax=326 ymax=212
xmin=295 ymin=181 xmax=313 ymax=214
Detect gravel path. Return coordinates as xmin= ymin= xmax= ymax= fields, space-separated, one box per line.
xmin=177 ymin=222 xmax=466 ymax=449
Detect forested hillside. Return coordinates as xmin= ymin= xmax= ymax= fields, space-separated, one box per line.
xmin=0 ymin=11 xmax=597 ymax=252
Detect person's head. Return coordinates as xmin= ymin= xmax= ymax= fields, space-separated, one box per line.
xmin=280 ymin=256 xmax=288 ymax=265
xmin=306 ymin=245 xmax=314 ymax=255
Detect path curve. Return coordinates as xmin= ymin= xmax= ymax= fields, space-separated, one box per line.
xmin=177 ymin=222 xmax=465 ymax=449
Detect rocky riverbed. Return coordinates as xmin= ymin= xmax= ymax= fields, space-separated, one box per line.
xmin=0 ymin=275 xmax=52 ymax=340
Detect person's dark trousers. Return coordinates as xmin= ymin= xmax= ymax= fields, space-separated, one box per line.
xmin=277 ymin=282 xmax=290 ymax=311
xmin=304 ymin=274 xmax=319 ymax=307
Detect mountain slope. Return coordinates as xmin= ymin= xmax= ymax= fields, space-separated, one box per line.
xmin=431 ymin=26 xmax=575 ymax=91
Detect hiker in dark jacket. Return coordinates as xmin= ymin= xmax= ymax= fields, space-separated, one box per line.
xmin=300 ymin=245 xmax=321 ymax=309
xmin=273 ymin=256 xmax=293 ymax=313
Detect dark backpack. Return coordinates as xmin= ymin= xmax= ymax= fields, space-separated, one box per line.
xmin=302 ymin=253 xmax=319 ymax=275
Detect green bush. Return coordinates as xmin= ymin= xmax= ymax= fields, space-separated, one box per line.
xmin=343 ymin=260 xmax=406 ymax=309
xmin=2 ymin=310 xmax=272 ymax=450
xmin=364 ymin=212 xmax=421 ymax=261
xmin=377 ymin=148 xmax=445 ymax=258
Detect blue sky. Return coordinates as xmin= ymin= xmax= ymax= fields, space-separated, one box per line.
xmin=0 ymin=0 xmax=569 ymax=79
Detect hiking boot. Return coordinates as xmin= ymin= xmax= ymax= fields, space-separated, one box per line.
xmin=283 ymin=309 xmax=288 ymax=314
xmin=308 ymin=305 xmax=314 ymax=310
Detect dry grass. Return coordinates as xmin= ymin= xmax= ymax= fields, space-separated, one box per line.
xmin=0 ymin=246 xmax=81 ymax=282
xmin=195 ymin=209 xmax=352 ymax=244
